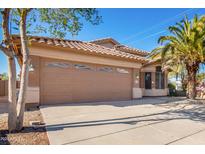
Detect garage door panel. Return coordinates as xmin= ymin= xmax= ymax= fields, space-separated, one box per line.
xmin=42 ymin=94 xmax=73 ymax=104
xmin=40 ymin=58 xmax=132 ymax=104
xmin=43 ymin=86 xmax=72 ymax=95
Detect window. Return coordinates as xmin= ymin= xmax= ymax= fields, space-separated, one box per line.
xmin=116 ymin=68 xmax=129 ymax=74
xmin=155 ymin=66 xmax=165 ymax=89
xmin=46 ymin=62 xmax=70 ymax=68
xmin=74 ymin=64 xmax=93 ymax=71
xmin=98 ymin=67 xmax=113 ymax=72
xmin=145 ymin=72 xmax=152 ymax=89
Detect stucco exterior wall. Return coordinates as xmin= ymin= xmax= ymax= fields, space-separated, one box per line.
xmin=29 ymin=56 xmax=40 ymax=87
xmin=26 ymin=45 xmax=168 ymax=105
xmin=132 ymin=68 xmax=142 ymax=98
xmin=141 ymin=64 xmax=168 ymax=97
xmin=24 ymin=87 xmax=40 ymax=104
xmin=142 ymin=88 xmax=168 ymax=96
xmin=26 ymin=55 xmax=41 ymax=104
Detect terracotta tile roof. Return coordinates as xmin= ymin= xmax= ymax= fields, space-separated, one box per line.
xmin=89 ymin=37 xmax=120 ymax=45
xmin=12 ymin=35 xmax=149 ymax=63
xmin=142 ymin=59 xmax=161 ymax=67
xmin=89 ymin=38 xmax=149 ymax=57
xmin=115 ymin=45 xmax=149 ymax=57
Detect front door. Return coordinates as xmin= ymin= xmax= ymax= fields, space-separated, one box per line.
xmin=145 ymin=72 xmax=152 ymax=89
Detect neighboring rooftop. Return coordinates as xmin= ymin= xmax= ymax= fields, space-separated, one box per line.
xmin=89 ymin=37 xmax=149 ymax=57
xmin=89 ymin=37 xmax=121 ymax=45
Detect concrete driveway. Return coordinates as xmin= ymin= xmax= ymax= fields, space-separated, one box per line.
xmin=40 ymin=97 xmax=205 ymax=145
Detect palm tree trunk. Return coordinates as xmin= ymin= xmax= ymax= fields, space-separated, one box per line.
xmin=7 ymin=57 xmax=17 ymax=132
xmin=187 ymin=65 xmax=198 ymax=99
xmin=16 ymin=10 xmax=30 ymax=130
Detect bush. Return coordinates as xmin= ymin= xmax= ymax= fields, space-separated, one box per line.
xmin=168 ymin=83 xmax=176 ymax=96
xmin=168 ymin=83 xmax=176 ymax=90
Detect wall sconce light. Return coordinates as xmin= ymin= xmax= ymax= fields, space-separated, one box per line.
xmin=29 ymin=64 xmax=35 ymax=72
xmin=135 ymin=72 xmax=140 ymax=84
xmin=135 ymin=72 xmax=139 ymax=79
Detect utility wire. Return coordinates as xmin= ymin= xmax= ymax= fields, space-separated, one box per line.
xmin=125 ymin=8 xmax=201 ymax=45
xmin=121 ymin=8 xmax=198 ymax=44
xmin=127 ymin=30 xmax=167 ymax=45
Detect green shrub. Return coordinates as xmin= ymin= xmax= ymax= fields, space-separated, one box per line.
xmin=168 ymin=83 xmax=176 ymax=96
xmin=168 ymin=83 xmax=176 ymax=90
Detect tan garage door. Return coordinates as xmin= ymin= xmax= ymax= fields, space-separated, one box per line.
xmin=40 ymin=58 xmax=132 ymax=104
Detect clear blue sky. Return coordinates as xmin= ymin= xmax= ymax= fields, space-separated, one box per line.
xmin=0 ymin=8 xmax=205 ymax=74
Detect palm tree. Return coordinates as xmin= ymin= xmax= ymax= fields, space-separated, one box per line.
xmin=151 ymin=15 xmax=205 ymax=99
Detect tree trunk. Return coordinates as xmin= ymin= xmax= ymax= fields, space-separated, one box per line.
xmin=7 ymin=57 xmax=17 ymax=132
xmin=16 ymin=10 xmax=30 ymax=130
xmin=1 ymin=8 xmax=18 ymax=132
xmin=187 ymin=65 xmax=198 ymax=99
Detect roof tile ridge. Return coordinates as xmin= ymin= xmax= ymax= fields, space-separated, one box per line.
xmin=119 ymin=44 xmax=149 ymax=54
xmin=88 ymin=37 xmax=114 ymax=42
xmin=87 ymin=41 xmax=147 ymax=60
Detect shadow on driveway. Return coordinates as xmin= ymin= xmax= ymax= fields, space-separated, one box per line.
xmin=44 ymin=104 xmax=205 ymax=132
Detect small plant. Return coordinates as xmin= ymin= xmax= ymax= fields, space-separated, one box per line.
xmin=168 ymin=83 xmax=176 ymax=96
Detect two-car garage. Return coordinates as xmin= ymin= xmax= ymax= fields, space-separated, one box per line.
xmin=17 ymin=36 xmax=149 ymax=106
xmin=40 ymin=58 xmax=133 ymax=104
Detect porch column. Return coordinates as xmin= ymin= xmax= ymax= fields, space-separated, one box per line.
xmin=151 ymin=72 xmax=156 ymax=89
xmin=164 ymin=71 xmax=169 ymax=95
xmin=132 ymin=68 xmax=142 ymax=98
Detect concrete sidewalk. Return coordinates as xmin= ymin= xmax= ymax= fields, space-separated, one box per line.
xmin=40 ymin=97 xmax=205 ymax=145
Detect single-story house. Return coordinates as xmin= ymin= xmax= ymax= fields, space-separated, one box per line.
xmin=12 ymin=36 xmax=168 ymax=106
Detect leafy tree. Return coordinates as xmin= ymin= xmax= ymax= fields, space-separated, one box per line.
xmin=167 ymin=65 xmax=188 ymax=91
xmin=151 ymin=15 xmax=205 ymax=99
xmin=0 ymin=72 xmax=8 ymax=80
xmin=197 ymin=72 xmax=205 ymax=85
xmin=0 ymin=8 xmax=102 ymax=131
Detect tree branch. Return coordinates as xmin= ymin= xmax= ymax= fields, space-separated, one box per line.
xmin=2 ymin=8 xmax=11 ymax=44
xmin=0 ymin=44 xmax=12 ymax=57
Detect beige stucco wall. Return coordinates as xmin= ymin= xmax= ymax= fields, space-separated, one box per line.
xmin=142 ymin=88 xmax=168 ymax=96
xmin=26 ymin=45 xmax=169 ymax=105
xmin=132 ymin=68 xmax=142 ymax=98
xmin=26 ymin=44 xmax=142 ymax=104
xmin=28 ymin=55 xmax=135 ymax=104
xmin=141 ymin=64 xmax=168 ymax=97
xmin=29 ymin=56 xmax=40 ymax=87
xmin=25 ymin=87 xmax=40 ymax=104
xmin=132 ymin=88 xmax=143 ymax=98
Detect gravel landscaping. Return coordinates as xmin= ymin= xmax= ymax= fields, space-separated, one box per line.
xmin=0 ymin=107 xmax=49 ymax=145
